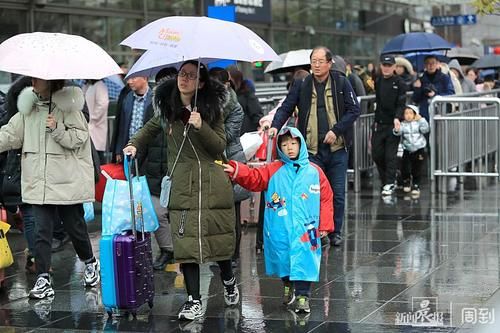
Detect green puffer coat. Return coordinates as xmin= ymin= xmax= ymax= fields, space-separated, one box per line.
xmin=128 ymin=83 xmax=235 ymax=264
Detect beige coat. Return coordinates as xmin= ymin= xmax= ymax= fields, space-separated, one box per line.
xmin=0 ymin=86 xmax=94 ymax=205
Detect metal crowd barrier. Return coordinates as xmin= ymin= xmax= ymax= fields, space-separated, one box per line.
xmin=429 ymin=95 xmax=500 ymax=193
xmin=351 ymin=95 xmax=376 ymax=192
xmin=255 ymin=82 xmax=288 ymax=115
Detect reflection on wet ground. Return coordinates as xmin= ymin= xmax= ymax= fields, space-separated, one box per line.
xmin=1 ymin=182 xmax=500 ymax=332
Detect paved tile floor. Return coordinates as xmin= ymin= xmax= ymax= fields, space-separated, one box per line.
xmin=1 ymin=181 xmax=500 ymax=332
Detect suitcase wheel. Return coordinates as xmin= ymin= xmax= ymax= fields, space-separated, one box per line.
xmin=148 ymin=300 xmax=154 ymax=309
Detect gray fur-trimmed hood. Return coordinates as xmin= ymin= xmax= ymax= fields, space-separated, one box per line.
xmin=17 ymin=86 xmax=85 ymax=116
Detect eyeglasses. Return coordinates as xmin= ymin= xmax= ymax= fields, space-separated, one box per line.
xmin=311 ymin=59 xmax=328 ymax=65
xmin=178 ymin=71 xmax=198 ymax=80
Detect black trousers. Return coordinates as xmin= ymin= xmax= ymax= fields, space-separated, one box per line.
xmin=233 ymin=202 xmax=241 ymax=260
xmin=33 ymin=204 xmax=94 ymax=275
xmin=181 ymin=260 xmax=233 ymax=300
xmin=256 ymin=192 xmax=265 ymax=251
xmin=401 ymin=148 xmax=426 ymax=186
xmin=371 ymin=123 xmax=400 ymax=185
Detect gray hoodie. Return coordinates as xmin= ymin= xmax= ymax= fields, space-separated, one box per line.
xmin=448 ymin=59 xmax=477 ymax=94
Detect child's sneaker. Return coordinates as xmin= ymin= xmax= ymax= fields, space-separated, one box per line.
xmin=83 ymin=259 xmax=100 ymax=287
xmin=178 ymin=295 xmax=203 ymax=320
xmin=381 ymin=184 xmax=395 ymax=196
xmin=294 ymin=295 xmax=310 ymax=313
xmin=411 ymin=184 xmax=420 ymax=196
xmin=29 ymin=275 xmax=54 ymax=299
xmin=223 ymin=276 xmax=240 ymax=306
xmin=283 ymin=281 xmax=296 ymax=305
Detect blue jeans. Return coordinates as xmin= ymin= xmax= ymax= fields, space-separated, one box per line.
xmin=309 ymin=146 xmax=348 ymax=236
xmin=20 ymin=204 xmax=36 ymax=256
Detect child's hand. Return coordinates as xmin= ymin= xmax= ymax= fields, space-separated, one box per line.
xmin=222 ymin=163 xmax=234 ymax=174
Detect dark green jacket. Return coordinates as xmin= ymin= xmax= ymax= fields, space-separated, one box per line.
xmin=129 ymin=90 xmax=235 ymax=264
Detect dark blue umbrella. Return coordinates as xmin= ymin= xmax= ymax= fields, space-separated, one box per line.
xmin=381 ymin=32 xmax=453 ymax=55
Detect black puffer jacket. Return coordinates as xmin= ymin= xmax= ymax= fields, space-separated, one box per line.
xmin=0 ymin=76 xmax=32 ymax=207
xmin=137 ymin=103 xmax=168 ymax=196
xmin=223 ymin=88 xmax=249 ymax=203
xmin=223 ymin=88 xmax=245 ymax=162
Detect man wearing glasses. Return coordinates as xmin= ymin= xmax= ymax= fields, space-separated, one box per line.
xmin=269 ymin=46 xmax=360 ymax=247
xmin=412 ymin=55 xmax=454 ymax=121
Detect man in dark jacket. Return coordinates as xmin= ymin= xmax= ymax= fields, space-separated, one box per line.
xmin=111 ymin=76 xmax=153 ymax=162
xmin=412 ymin=55 xmax=455 ymax=121
xmin=269 ymin=46 xmax=361 ymax=247
xmin=372 ymin=55 xmax=407 ymax=196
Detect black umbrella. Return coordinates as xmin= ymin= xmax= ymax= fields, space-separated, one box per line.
xmin=472 ymin=54 xmax=500 ymax=69
xmin=447 ymin=47 xmax=480 ymax=66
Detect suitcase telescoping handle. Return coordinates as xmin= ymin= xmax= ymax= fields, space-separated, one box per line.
xmin=266 ymin=130 xmax=275 ymax=163
xmin=124 ymin=155 xmax=145 ymax=240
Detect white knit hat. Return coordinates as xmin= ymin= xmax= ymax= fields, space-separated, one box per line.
xmin=406 ymin=104 xmax=419 ymax=115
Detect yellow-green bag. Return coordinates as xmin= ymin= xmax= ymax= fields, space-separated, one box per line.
xmin=0 ymin=220 xmax=14 ymax=269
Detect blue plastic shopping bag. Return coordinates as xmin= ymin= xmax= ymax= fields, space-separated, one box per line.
xmin=83 ymin=202 xmax=95 ymax=223
xmin=101 ymin=159 xmax=159 ymax=235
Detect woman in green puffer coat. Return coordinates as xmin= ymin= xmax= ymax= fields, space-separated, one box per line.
xmin=125 ymin=60 xmax=239 ymax=321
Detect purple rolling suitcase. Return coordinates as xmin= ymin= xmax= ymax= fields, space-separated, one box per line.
xmin=110 ymin=157 xmax=155 ymax=317
xmin=114 ymin=231 xmax=154 ymax=314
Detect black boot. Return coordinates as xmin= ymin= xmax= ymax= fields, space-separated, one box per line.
xmin=153 ymin=249 xmax=174 ymax=270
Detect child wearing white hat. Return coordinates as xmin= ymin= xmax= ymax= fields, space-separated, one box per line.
xmin=393 ymin=105 xmax=430 ymax=196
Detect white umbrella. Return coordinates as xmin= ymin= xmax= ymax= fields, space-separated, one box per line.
xmin=264 ymin=49 xmax=312 ymax=74
xmin=120 ymin=16 xmax=280 ymax=63
xmin=0 ymin=32 xmax=122 ymax=80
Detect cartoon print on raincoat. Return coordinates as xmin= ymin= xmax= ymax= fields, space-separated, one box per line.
xmin=228 ymin=126 xmax=334 ymax=282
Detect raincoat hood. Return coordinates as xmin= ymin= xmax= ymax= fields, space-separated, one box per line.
xmin=277 ymin=126 xmax=309 ymax=167
xmin=448 ymin=59 xmax=465 ymax=79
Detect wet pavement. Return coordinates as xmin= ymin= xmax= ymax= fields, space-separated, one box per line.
xmin=1 ymin=181 xmax=500 ymax=332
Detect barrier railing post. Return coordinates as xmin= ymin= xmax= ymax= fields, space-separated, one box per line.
xmin=353 ymin=119 xmax=360 ymax=193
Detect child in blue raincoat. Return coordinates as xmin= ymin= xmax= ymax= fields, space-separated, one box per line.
xmin=223 ymin=126 xmax=334 ymax=314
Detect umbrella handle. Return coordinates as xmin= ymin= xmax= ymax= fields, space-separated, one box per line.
xmin=193 ymin=58 xmax=201 ymax=111
xmin=45 ymin=84 xmax=53 ymax=133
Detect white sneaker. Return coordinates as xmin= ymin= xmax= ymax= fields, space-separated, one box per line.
xmin=29 ymin=275 xmax=55 ymax=299
xmin=381 ymin=184 xmax=395 ymax=196
xmin=83 ymin=259 xmax=100 ymax=287
xmin=178 ymin=295 xmax=203 ymax=320
xmin=223 ymin=276 xmax=240 ymax=306
xmin=403 ymin=186 xmax=411 ymax=193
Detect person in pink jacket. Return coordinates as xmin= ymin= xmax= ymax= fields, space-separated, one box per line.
xmin=83 ymin=79 xmax=109 ymax=161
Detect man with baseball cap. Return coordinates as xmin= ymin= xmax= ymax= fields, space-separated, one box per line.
xmin=372 ymin=54 xmax=407 ymax=196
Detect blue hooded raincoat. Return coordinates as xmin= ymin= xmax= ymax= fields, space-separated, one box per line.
xmin=230 ymin=126 xmax=334 ymax=281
